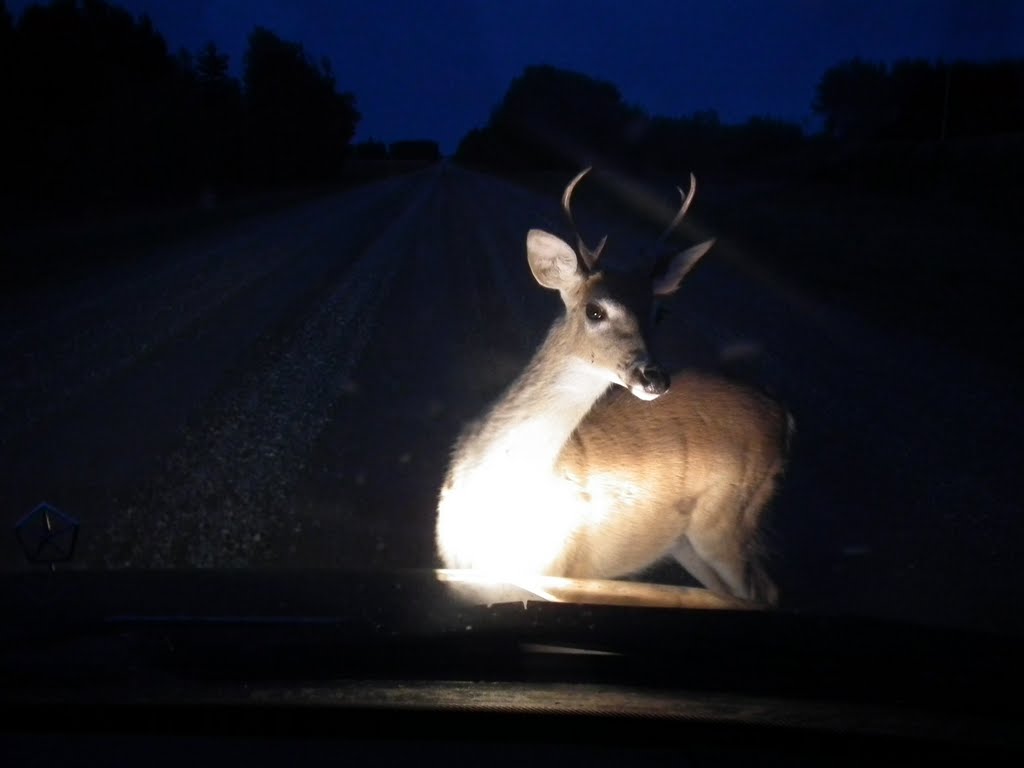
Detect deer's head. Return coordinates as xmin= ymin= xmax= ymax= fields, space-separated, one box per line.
xmin=527 ymin=168 xmax=714 ymax=401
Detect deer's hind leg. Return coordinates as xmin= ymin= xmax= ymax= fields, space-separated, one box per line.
xmin=672 ymin=482 xmax=778 ymax=606
xmin=670 ymin=536 xmax=733 ymax=597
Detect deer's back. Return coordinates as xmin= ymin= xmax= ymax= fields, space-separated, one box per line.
xmin=559 ymin=370 xmax=790 ymax=505
xmin=553 ymin=371 xmax=790 ymax=578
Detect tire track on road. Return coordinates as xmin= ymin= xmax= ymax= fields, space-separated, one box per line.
xmin=1 ymin=179 xmax=424 ymax=569
xmin=289 ymin=175 xmax=454 ymax=568
xmin=97 ymin=174 xmax=440 ymax=567
xmin=0 ymin=179 xmax=418 ymax=444
xmin=288 ymin=168 xmax=538 ymax=570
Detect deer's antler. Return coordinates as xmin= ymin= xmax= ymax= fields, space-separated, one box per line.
xmin=649 ymin=172 xmax=700 ymax=278
xmin=652 ymin=172 xmax=697 ymax=251
xmin=562 ymin=167 xmax=607 ymax=271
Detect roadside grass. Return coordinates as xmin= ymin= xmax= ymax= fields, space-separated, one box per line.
xmin=694 ymin=177 xmax=1020 ymax=377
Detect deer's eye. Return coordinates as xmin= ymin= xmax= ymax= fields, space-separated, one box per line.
xmin=585 ymin=302 xmax=606 ymax=322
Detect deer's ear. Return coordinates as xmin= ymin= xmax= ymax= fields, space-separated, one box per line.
xmin=527 ymin=229 xmax=582 ymax=291
xmin=652 ymin=239 xmax=714 ymax=297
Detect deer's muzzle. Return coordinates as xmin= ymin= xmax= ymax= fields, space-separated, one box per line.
xmin=628 ymin=363 xmax=670 ymax=401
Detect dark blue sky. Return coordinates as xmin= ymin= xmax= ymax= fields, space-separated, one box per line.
xmin=9 ymin=0 xmax=1024 ymax=152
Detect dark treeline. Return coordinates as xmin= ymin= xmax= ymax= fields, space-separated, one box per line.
xmin=815 ymin=57 xmax=1024 ymax=142
xmin=455 ymin=65 xmax=804 ymax=180
xmin=455 ymin=59 xmax=1024 ymax=189
xmin=0 ymin=0 xmax=367 ymax=221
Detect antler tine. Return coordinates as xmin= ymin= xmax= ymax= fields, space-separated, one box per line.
xmin=561 ymin=166 xmax=590 ymax=226
xmin=561 ymin=166 xmax=604 ymax=270
xmin=653 ymin=172 xmax=697 ymax=250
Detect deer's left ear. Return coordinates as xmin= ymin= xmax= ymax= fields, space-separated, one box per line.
xmin=652 ymin=239 xmax=714 ymax=297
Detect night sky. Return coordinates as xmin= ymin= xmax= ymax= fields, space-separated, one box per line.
xmin=8 ymin=0 xmax=1024 ymax=153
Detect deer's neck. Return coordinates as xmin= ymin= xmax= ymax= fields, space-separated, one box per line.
xmin=467 ymin=319 xmax=609 ymax=472
xmin=437 ymin=319 xmax=611 ymax=574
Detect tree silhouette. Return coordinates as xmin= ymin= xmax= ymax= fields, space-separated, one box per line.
xmin=456 ymin=65 xmax=804 ymax=178
xmin=188 ymin=41 xmax=243 ymax=187
xmin=813 ymin=57 xmax=891 ymax=141
xmin=814 ymin=57 xmax=1024 ymax=142
xmin=0 ymin=2 xmax=366 ymax=222
xmin=5 ymin=0 xmax=182 ymax=206
xmin=243 ymin=26 xmax=360 ymax=183
xmin=0 ymin=2 xmax=12 ymax=63
xmin=456 ymin=65 xmax=641 ymax=171
xmin=196 ymin=40 xmax=229 ymax=83
xmin=0 ymin=2 xmax=14 ymax=135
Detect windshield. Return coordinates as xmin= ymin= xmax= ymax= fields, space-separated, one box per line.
xmin=1 ymin=0 xmax=1022 ymax=640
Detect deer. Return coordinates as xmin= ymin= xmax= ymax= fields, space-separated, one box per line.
xmin=435 ymin=167 xmax=793 ymax=607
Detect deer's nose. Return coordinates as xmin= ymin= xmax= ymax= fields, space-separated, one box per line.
xmin=638 ymin=364 xmax=670 ymax=396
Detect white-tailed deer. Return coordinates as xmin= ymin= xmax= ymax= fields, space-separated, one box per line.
xmin=436 ymin=168 xmax=792 ymax=606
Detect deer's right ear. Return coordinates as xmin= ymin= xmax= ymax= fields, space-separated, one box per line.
xmin=527 ymin=229 xmax=582 ymax=291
